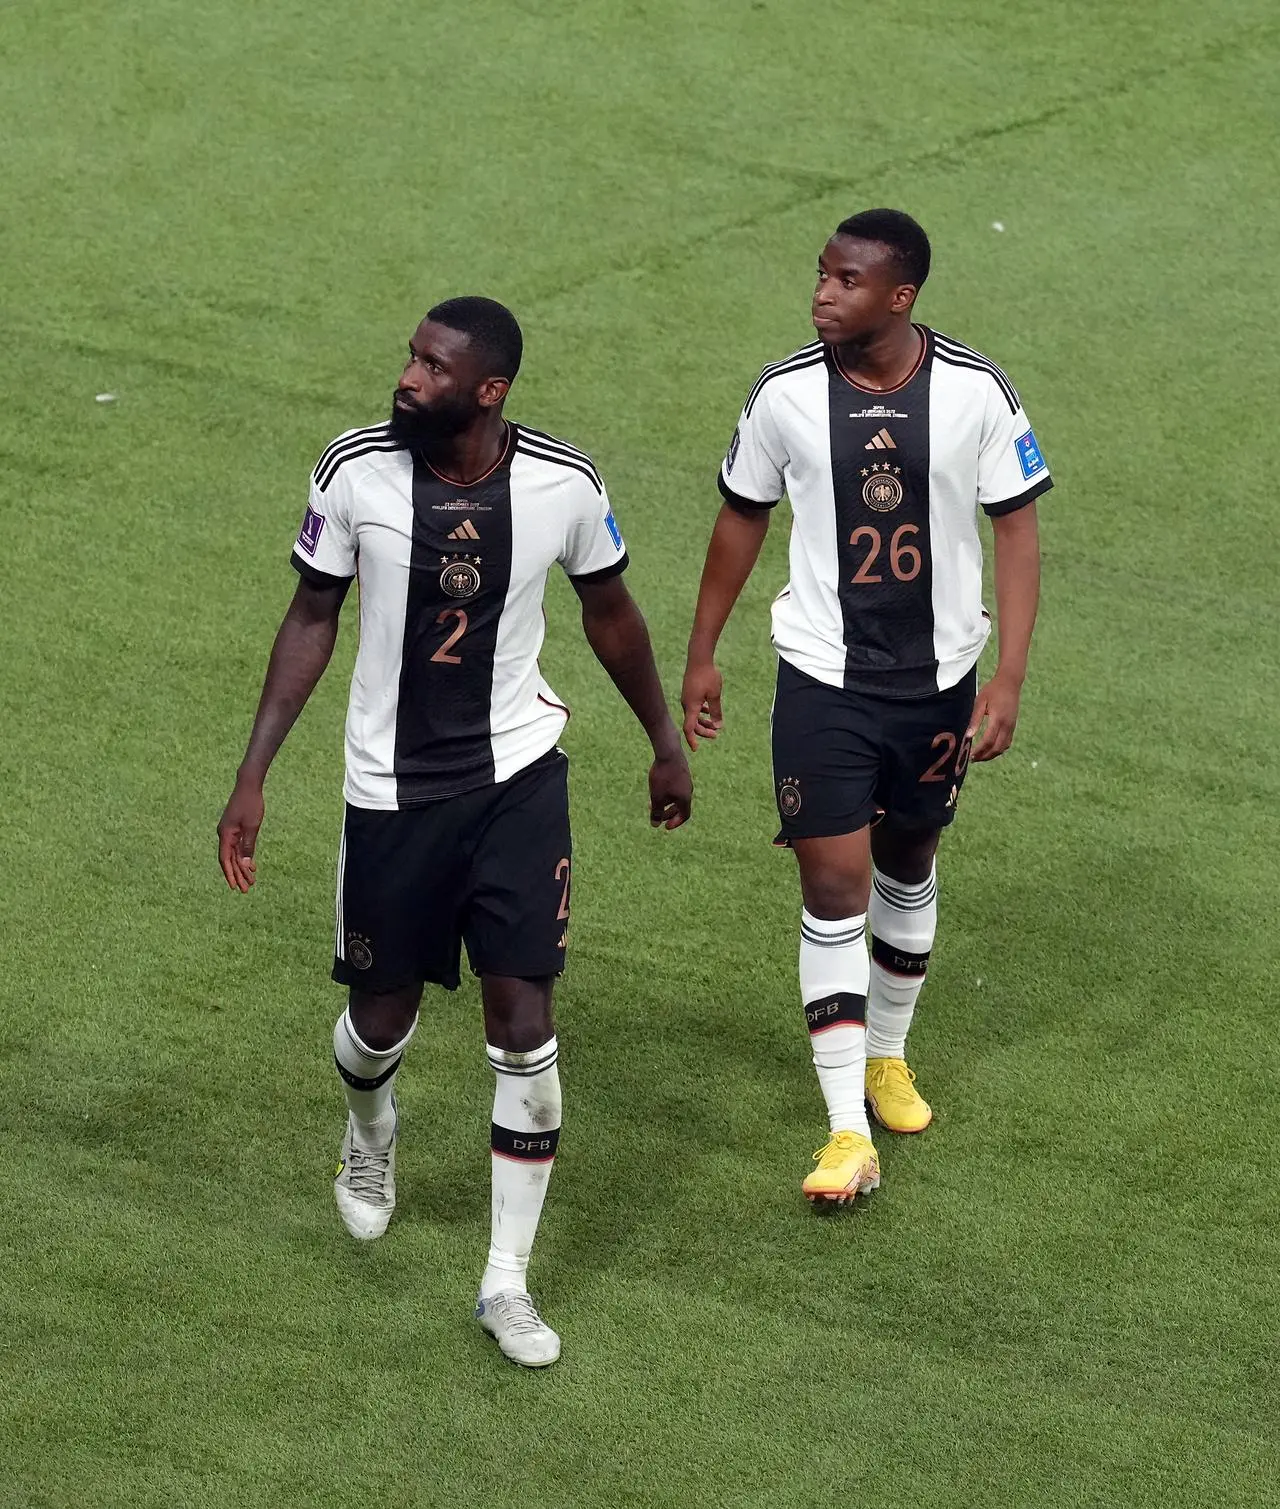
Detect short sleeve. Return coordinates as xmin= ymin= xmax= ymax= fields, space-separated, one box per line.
xmin=717 ymin=381 xmax=787 ymax=507
xmin=978 ymin=385 xmax=1054 ymax=517
xmin=561 ymin=476 xmax=629 ymax=582
xmin=290 ymin=466 xmax=357 ymax=585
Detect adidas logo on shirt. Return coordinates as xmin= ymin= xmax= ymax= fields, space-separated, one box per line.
xmin=447 ymin=519 xmax=480 ymax=541
xmin=864 ymin=428 xmax=896 ymax=450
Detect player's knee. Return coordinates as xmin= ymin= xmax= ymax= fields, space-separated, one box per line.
xmin=800 ymin=869 xmax=871 ymax=920
xmin=348 ymin=985 xmax=422 ymax=1051
xmin=873 ymin=825 xmax=940 ymax=885
xmin=482 ymin=975 xmax=555 ymax=1052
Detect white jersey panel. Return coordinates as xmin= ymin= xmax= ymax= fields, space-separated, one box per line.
xmin=340 ymin=450 xmax=414 ymax=807
xmin=489 ymin=451 xmax=577 ymax=784
xmin=755 ymin=365 xmax=849 ymax=688
xmin=924 ymin=359 xmax=990 ymax=689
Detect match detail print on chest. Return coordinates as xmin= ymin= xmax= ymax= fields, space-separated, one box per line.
xmin=408 ymin=461 xmax=514 ymax=614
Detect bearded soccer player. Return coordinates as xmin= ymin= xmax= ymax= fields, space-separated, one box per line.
xmin=218 ymin=297 xmax=692 ymax=1365
xmin=682 ymin=211 xmax=1049 ymax=1205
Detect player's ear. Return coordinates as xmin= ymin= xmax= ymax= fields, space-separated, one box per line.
xmin=477 ymin=376 xmax=511 ymax=410
xmin=891 ymin=283 xmax=918 ymax=315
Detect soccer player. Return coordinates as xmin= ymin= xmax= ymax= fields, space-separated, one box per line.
xmin=218 ymin=297 xmax=692 ymax=1366
xmin=682 ymin=210 xmax=1049 ymax=1205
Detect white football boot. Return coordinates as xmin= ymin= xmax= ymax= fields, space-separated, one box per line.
xmin=475 ymin=1291 xmax=561 ymax=1368
xmin=333 ymin=1107 xmax=397 ymax=1240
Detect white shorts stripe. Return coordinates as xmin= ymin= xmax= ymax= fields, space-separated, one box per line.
xmin=334 ymin=818 xmax=348 ymax=959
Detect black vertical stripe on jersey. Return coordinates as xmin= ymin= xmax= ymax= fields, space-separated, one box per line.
xmin=827 ymin=341 xmax=938 ymax=697
xmin=395 ymin=458 xmax=514 ymax=803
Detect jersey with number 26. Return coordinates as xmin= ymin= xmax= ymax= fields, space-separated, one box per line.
xmin=720 ymin=327 xmax=1052 ymax=698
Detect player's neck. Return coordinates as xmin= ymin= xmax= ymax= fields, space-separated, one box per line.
xmin=416 ymin=416 xmax=510 ymax=485
xmin=836 ymin=322 xmax=923 ymax=391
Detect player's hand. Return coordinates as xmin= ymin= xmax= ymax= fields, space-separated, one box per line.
xmin=649 ymin=747 xmax=693 ymax=830
xmin=681 ymin=660 xmax=724 ymax=750
xmin=218 ymin=778 xmax=265 ymax=892
xmin=968 ymin=672 xmax=1022 ymax=762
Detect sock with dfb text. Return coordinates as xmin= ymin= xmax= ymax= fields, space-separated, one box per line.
xmin=800 ymin=908 xmax=871 ymax=1138
xmin=481 ymin=1037 xmax=561 ymax=1299
xmin=866 ymin=867 xmax=937 ymax=1061
xmin=332 ymin=1008 xmax=418 ymax=1151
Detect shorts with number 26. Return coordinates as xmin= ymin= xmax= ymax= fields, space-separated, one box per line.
xmin=771 ymin=658 xmax=977 ymax=843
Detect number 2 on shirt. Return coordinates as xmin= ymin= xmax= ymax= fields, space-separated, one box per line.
xmin=431 ymin=609 xmax=468 ymax=664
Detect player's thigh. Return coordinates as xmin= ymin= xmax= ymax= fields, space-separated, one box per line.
xmin=334 ymin=803 xmax=467 ymax=993
xmin=463 ymin=751 xmax=572 ymax=983
xmin=771 ymin=657 xmax=882 ymax=846
xmin=878 ymin=669 xmax=977 ymax=832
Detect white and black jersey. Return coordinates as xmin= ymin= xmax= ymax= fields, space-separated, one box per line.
xmin=291 ymin=421 xmax=628 ymax=810
xmin=720 ymin=327 xmax=1052 ymax=697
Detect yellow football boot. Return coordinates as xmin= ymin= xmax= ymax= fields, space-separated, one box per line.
xmin=865 ymin=1057 xmax=933 ymax=1133
xmin=802 ymin=1130 xmax=881 ymax=1204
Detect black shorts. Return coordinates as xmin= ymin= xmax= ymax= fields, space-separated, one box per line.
xmin=772 ymin=658 xmax=977 ymax=842
xmin=333 ymin=749 xmax=572 ymax=992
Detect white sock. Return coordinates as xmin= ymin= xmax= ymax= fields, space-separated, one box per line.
xmin=866 ymin=867 xmax=937 ymax=1060
xmin=799 ymin=908 xmax=870 ymax=1137
xmin=481 ymin=1037 xmax=561 ymax=1299
xmin=332 ymin=1008 xmax=418 ymax=1150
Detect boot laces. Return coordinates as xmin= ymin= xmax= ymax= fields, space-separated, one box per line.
xmin=488 ymin=1291 xmax=546 ymax=1335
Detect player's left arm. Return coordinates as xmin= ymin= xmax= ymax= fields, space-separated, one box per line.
xmin=573 ymin=573 xmax=692 ymax=830
xmin=968 ymin=503 xmax=1041 ymax=761
xmin=559 ymin=476 xmax=691 ymax=829
xmin=969 ymin=385 xmax=1052 ymax=761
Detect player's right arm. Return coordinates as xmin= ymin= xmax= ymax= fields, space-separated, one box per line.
xmin=218 ymin=454 xmax=358 ymax=892
xmin=218 ymin=576 xmax=351 ymax=892
xmin=681 ymin=386 xmax=786 ymax=750
xmin=682 ymin=502 xmax=771 ymax=749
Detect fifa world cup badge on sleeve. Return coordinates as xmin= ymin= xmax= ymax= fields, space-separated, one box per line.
xmin=725 ymin=426 xmax=742 ymax=474
xmin=605 ymin=509 xmax=623 ymax=550
xmin=1016 ymin=430 xmax=1046 ymax=480
xmin=298 ymin=504 xmax=325 ymax=556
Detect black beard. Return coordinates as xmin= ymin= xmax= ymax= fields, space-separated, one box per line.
xmin=388 ymin=393 xmax=476 ymax=449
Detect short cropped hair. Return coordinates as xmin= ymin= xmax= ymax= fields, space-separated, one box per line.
xmin=427 ymin=295 xmax=523 ymax=381
xmin=834 ymin=209 xmax=931 ymax=289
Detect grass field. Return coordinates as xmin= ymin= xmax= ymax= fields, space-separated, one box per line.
xmin=3 ymin=2 xmax=1279 ymax=1504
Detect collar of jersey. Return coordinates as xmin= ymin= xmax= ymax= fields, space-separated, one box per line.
xmin=419 ymin=421 xmax=514 ymax=487
xmin=832 ymin=325 xmax=930 ymax=396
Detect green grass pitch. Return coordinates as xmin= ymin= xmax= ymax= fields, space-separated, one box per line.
xmin=2 ymin=2 xmax=1278 ymax=1504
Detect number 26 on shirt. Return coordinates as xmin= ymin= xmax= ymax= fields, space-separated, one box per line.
xmin=849 ymin=524 xmax=922 ymax=584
